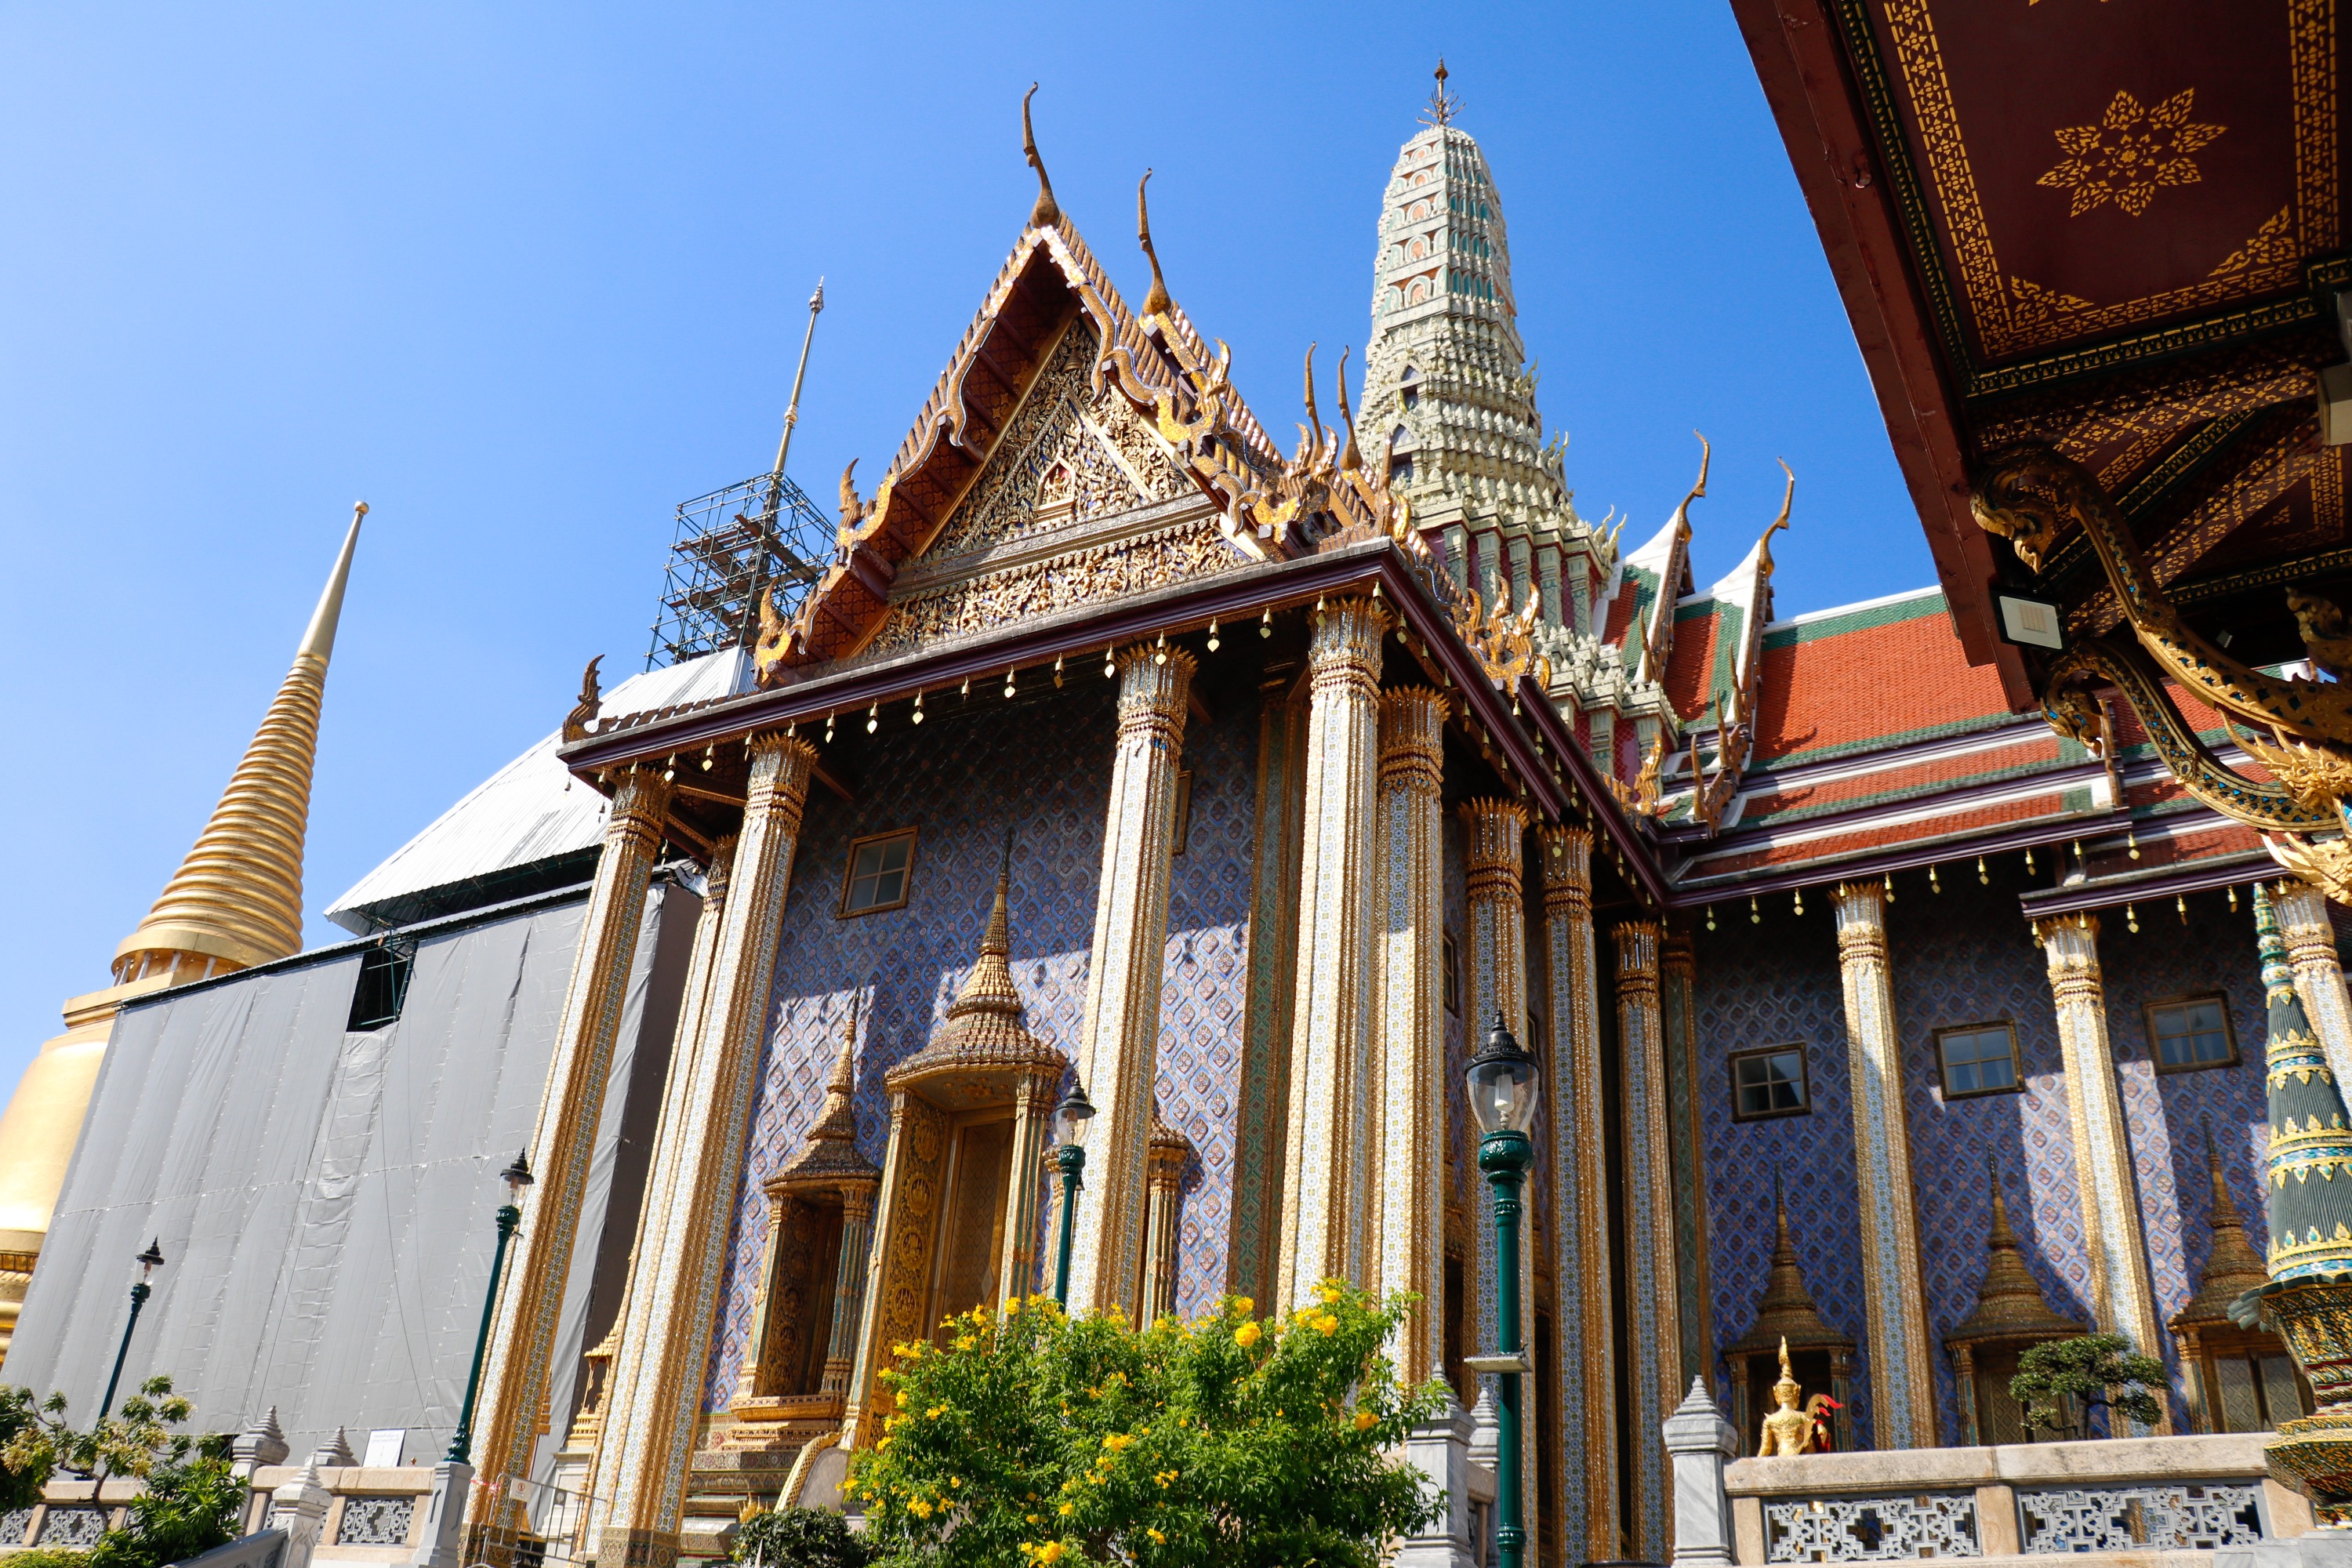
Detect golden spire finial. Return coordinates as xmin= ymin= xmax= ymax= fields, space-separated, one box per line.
xmin=1421 ymin=57 xmax=1462 ymax=129
xmin=113 ymin=503 xmax=368 ymax=985
xmin=1336 ymin=347 xmax=1362 ymax=471
xmin=1776 ymin=1334 xmax=1795 ymax=1388
xmin=1022 ymin=84 xmax=1061 ymax=229
xmin=948 ymin=826 xmax=1021 ymax=1018
xmin=1137 ymin=169 xmax=1172 ymax=317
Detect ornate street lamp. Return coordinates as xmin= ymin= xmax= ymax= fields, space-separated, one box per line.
xmin=447 ymin=1151 xmax=534 ymax=1465
xmin=1464 ymin=1013 xmax=1541 ymax=1568
xmin=1051 ymin=1081 xmax=1095 ymax=1307
xmin=98 ymin=1239 xmax=166 ymax=1419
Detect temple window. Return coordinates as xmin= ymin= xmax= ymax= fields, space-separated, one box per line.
xmin=1936 ymin=1022 xmax=2020 ymax=1098
xmin=1730 ymin=1044 xmax=1809 ymax=1121
xmin=2147 ymin=995 xmax=2237 ymax=1073
xmin=840 ymin=829 xmax=916 ymax=917
xmin=346 ymin=938 xmax=416 ymax=1032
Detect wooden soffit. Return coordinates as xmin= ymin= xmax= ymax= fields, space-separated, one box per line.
xmin=1733 ymin=0 xmax=2350 ymax=705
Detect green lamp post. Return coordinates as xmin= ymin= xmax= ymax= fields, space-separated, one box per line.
xmin=1465 ymin=1012 xmax=1541 ymax=1568
xmin=1051 ymin=1081 xmax=1095 ymax=1307
xmin=447 ymin=1151 xmax=534 ymax=1465
xmin=98 ymin=1238 xmax=166 ymax=1419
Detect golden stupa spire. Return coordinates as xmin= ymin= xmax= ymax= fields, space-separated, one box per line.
xmin=947 ymin=826 xmax=1022 ymax=1021
xmin=112 ymin=503 xmax=368 ymax=985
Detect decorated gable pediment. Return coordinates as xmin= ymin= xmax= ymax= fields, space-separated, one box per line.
xmin=852 ymin=316 xmax=1255 ymax=664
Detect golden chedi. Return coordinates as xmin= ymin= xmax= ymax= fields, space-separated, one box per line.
xmin=0 ymin=505 xmax=365 ymax=1367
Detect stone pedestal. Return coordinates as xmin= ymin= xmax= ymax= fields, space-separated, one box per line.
xmin=408 ymin=1461 xmax=473 ymax=1568
xmin=266 ymin=1463 xmax=331 ymax=1568
xmin=1663 ymin=1377 xmax=1738 ymax=1568
xmin=1394 ymin=1400 xmax=1479 ymax=1568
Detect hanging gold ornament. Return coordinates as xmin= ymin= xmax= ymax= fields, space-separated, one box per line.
xmin=912 ymin=691 xmax=926 ymax=725
xmin=1930 ymin=864 xmax=1942 ymax=893
xmin=1705 ymin=905 xmax=1716 ymax=931
xmin=866 ymin=702 xmax=879 ymax=734
xmin=1260 ymin=607 xmax=1272 ymax=638
xmin=2126 ymin=903 xmax=2141 ymax=934
xmin=1793 ymin=887 xmax=1804 ymax=916
xmin=1749 ymin=896 xmax=1760 ymax=925
xmin=1207 ymin=618 xmax=1221 ymax=651
xmin=1977 ymin=855 xmax=1989 ymax=885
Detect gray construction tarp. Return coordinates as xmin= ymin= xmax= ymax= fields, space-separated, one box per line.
xmin=8 ymin=883 xmax=691 ymax=1475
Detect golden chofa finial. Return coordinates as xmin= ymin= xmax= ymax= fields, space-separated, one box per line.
xmin=1136 ymin=169 xmax=1172 ymax=318
xmin=838 ymin=458 xmax=864 ymax=528
xmin=1422 ymin=56 xmax=1462 ymax=129
xmin=1759 ymin=458 xmax=1795 ymax=579
xmin=1335 ymin=346 xmax=1361 ymax=471
xmin=1022 ymin=83 xmax=1061 ymax=229
xmin=1298 ymin=342 xmax=1324 ymax=464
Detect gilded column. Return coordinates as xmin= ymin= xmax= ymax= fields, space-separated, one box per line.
xmin=999 ymin=1073 xmax=1056 ymax=1306
xmin=592 ymin=733 xmax=818 ymax=1568
xmin=1660 ymin=931 xmax=1712 ymax=1382
xmin=1830 ymin=881 xmax=1936 ymax=1449
xmin=1276 ymin=598 xmax=1386 ymax=1308
xmin=820 ymin=1189 xmax=877 ymax=1399
xmin=1228 ymin=684 xmax=1308 ymax=1305
xmin=1372 ymin=688 xmax=1447 ymax=1383
xmin=468 ymin=764 xmax=672 ymax=1515
xmin=582 ymin=841 xmax=732 ymax=1504
xmin=2035 ymin=912 xmax=2169 ymax=1426
xmin=1142 ymin=1116 xmax=1190 ymax=1324
xmin=1464 ymin=797 xmax=1537 ymax=1568
xmin=1538 ymin=826 xmax=1615 ymax=1563
xmin=2274 ymin=878 xmax=2352 ymax=1090
xmin=1615 ymin=920 xmax=1679 ymax=1558
xmin=1069 ymin=646 xmax=1193 ymax=1321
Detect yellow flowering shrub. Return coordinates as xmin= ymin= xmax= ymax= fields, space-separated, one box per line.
xmin=844 ymin=1284 xmax=1442 ymax=1568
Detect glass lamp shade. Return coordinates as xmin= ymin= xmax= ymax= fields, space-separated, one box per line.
xmin=1054 ymin=1083 xmax=1097 ymax=1149
xmin=136 ymin=1238 xmax=165 ymax=1282
xmin=1465 ymin=1011 xmax=1541 ymax=1135
xmin=501 ymin=1149 xmax=536 ymax=1200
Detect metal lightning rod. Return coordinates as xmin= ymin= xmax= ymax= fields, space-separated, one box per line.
xmin=771 ymin=278 xmax=826 ymax=480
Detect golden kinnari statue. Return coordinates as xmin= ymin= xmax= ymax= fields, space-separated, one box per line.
xmin=1759 ymin=1336 xmax=1818 ymax=1457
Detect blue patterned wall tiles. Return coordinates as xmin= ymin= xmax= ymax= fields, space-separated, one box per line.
xmin=1881 ymin=869 xmax=2094 ymax=1446
xmin=702 ymin=684 xmax=1121 ymax=1407
xmin=1692 ymin=912 xmax=1879 ymax=1449
xmin=1153 ymin=705 xmax=1256 ymax=1320
xmin=2089 ymin=887 xmax=2269 ymax=1425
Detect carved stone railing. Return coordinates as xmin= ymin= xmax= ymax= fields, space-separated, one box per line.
xmin=1722 ymin=1433 xmax=2310 ymax=1565
xmin=0 ymin=1466 xmax=434 ymax=1563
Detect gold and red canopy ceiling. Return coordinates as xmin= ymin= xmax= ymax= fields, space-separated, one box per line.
xmin=1735 ymin=0 xmax=2350 ymax=702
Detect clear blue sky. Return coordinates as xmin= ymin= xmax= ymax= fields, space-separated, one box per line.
xmin=0 ymin=2 xmax=1929 ymax=1095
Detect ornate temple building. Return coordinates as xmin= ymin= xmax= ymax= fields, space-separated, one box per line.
xmin=9 ymin=38 xmax=2352 ymax=1568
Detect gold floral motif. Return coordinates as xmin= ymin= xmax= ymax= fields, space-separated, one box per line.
xmin=2038 ymin=89 xmax=2225 ymax=217
xmin=862 ymin=522 xmax=1241 ymax=662
xmin=2213 ymin=205 xmax=2299 ymax=276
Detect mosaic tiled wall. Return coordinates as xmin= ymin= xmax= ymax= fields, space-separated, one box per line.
xmin=1882 ymin=869 xmax=2094 ymax=1442
xmin=2092 ymin=887 xmax=2269 ymax=1420
xmin=1154 ymin=704 xmax=1256 ymax=1319
xmin=1692 ymin=897 xmax=1877 ymax=1446
xmin=1695 ymin=868 xmax=2275 ymax=1446
xmin=702 ymin=682 xmax=1258 ymax=1405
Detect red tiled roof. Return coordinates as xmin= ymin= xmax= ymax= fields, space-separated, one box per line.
xmin=1662 ymin=606 xmax=1722 ymax=722
xmin=1751 ymin=599 xmax=2011 ymax=764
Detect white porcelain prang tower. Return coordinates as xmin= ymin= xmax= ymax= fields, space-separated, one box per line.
xmin=1356 ymin=64 xmax=1613 ymax=681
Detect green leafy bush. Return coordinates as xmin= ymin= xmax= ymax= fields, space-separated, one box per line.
xmin=8 ymin=1548 xmax=96 ymax=1568
xmin=734 ymin=1504 xmax=869 ymax=1568
xmin=846 ymin=1281 xmax=1445 ymax=1568
xmin=2011 ymin=1334 xmax=2167 ymax=1436
xmin=0 ymin=1377 xmax=241 ymax=1568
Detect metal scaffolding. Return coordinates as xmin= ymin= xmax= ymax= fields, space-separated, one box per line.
xmin=645 ymin=278 xmax=832 ymax=670
xmin=644 ymin=469 xmax=833 ymax=669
